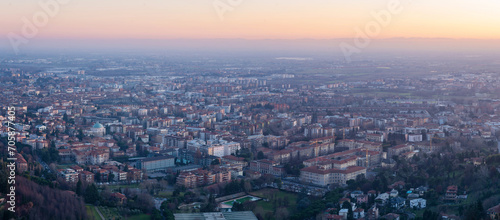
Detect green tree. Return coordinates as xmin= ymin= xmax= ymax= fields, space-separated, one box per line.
xmin=151 ymin=209 xmax=163 ymax=220
xmin=202 ymin=194 xmax=217 ymax=212
xmin=160 ymin=201 xmax=175 ymax=220
xmin=76 ymin=180 xmax=82 ymax=196
xmin=211 ymin=159 xmax=220 ymax=165
xmin=257 ymin=151 xmax=265 ymax=159
xmin=342 ymin=201 xmax=354 ymax=220
xmin=84 ymin=184 xmax=100 ymax=204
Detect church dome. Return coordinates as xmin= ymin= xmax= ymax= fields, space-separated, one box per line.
xmin=93 ymin=123 xmax=104 ymax=129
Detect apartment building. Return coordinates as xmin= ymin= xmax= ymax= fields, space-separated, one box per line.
xmin=300 ymin=165 xmax=366 ymax=186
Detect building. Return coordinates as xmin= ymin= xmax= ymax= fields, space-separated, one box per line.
xmin=110 ymin=192 xmax=127 ymax=205
xmin=406 ymin=134 xmax=423 ymax=142
xmin=353 ymin=208 xmax=365 ymax=219
xmin=366 ymin=206 xmax=379 ymax=220
xmin=366 ymin=133 xmax=384 ymax=142
xmin=128 ymin=168 xmax=143 ymax=181
xmin=409 ymin=198 xmax=426 ymax=209
xmin=138 ymin=155 xmax=175 ymax=173
xmin=487 ymin=203 xmax=500 ymax=220
xmin=389 ymin=196 xmax=406 ymax=209
xmin=90 ymin=122 xmax=106 ymax=137
xmin=300 ymin=165 xmax=366 ymax=186
xmin=187 ymin=139 xmax=240 ymax=158
xmin=444 ymin=185 xmax=458 ymax=203
xmin=111 ymin=169 xmax=127 ymax=182
xmin=58 ymin=168 xmax=79 ymax=183
xmin=174 ymin=211 xmax=257 ymax=220
xmin=90 ymin=151 xmax=109 ymax=165
xmin=80 ymin=171 xmax=95 ymax=183
xmin=176 ymin=168 xmax=231 ymax=188
xmin=16 ymin=153 xmax=28 ymax=173
xmin=222 ymin=155 xmax=248 ymax=167
xmin=388 ymin=144 xmax=413 ymax=158
xmin=249 ymin=160 xmax=285 ymax=177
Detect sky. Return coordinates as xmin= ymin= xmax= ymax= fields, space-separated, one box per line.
xmin=1 ymin=0 xmax=500 ymax=54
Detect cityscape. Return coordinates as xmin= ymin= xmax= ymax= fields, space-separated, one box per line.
xmin=2 ymin=1 xmax=500 ymax=220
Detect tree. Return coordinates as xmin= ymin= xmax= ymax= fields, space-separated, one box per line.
xmin=232 ymin=202 xmax=245 ymax=211
xmin=211 ymin=159 xmax=220 ymax=165
xmin=342 ymin=201 xmax=354 ymax=220
xmin=257 ymin=151 xmax=265 ymax=159
xmin=160 ymin=201 xmax=175 ymax=220
xmin=201 ymin=194 xmax=217 ymax=212
xmin=151 ymin=209 xmax=163 ymax=220
xmin=76 ymin=180 xmax=82 ymax=196
xmin=77 ymin=129 xmax=84 ymax=140
xmin=84 ymin=184 xmax=100 ymax=204
xmin=274 ymin=178 xmax=282 ymax=189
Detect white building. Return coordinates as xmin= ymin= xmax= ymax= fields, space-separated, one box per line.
xmin=409 ymin=198 xmax=426 ymax=209
xmin=138 ymin=109 xmax=148 ymax=116
xmin=407 ymin=134 xmax=423 ymax=142
xmin=187 ymin=139 xmax=240 ymax=158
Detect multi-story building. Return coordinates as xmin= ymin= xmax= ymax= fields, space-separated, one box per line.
xmin=137 ymin=155 xmax=175 ymax=173
xmin=221 ymin=155 xmax=248 ymax=167
xmin=80 ymin=171 xmax=95 ymax=183
xmin=176 ymin=167 xmax=231 ymax=188
xmin=187 ymin=139 xmax=240 ymax=158
xmin=444 ymin=185 xmax=458 ymax=203
xmin=300 ymin=165 xmax=366 ymax=186
xmin=303 ymin=148 xmax=381 ymax=168
xmin=58 ymin=168 xmax=79 ymax=183
xmin=111 ymin=169 xmax=127 ymax=182
xmin=249 ymin=159 xmax=285 ymax=177
xmin=16 ymin=153 xmax=28 ymax=173
xmin=128 ymin=168 xmax=143 ymax=181
xmin=90 ymin=151 xmax=110 ymax=165
xmin=388 ymin=144 xmax=413 ymax=158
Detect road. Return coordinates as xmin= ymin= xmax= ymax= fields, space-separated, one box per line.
xmin=94 ymin=206 xmax=105 ymax=220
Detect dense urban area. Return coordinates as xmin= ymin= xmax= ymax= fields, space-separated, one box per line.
xmin=1 ymin=53 xmax=500 ymax=220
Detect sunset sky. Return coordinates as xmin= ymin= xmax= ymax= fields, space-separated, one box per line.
xmin=2 ymin=0 xmax=500 ymax=40
xmin=2 ymin=0 xmax=500 ymax=55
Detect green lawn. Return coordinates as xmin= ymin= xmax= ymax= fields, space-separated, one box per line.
xmin=86 ymin=205 xmax=101 ymax=220
xmin=127 ymin=214 xmax=151 ymax=220
xmin=87 ymin=204 xmax=149 ymax=220
xmin=106 ymin=183 xmax=140 ymax=190
xmin=250 ymin=188 xmax=299 ymax=218
xmin=157 ymin=190 xmax=185 ymax=198
xmin=99 ymin=206 xmax=122 ymax=219
xmin=57 ymin=163 xmax=77 ymax=169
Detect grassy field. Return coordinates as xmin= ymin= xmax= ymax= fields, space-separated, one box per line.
xmin=98 ymin=206 xmax=122 ymax=219
xmin=106 ymin=183 xmax=140 ymax=190
xmin=250 ymin=188 xmax=299 ymax=219
xmin=127 ymin=214 xmax=151 ymax=220
xmin=86 ymin=205 xmax=101 ymax=220
xmin=157 ymin=191 xmax=185 ymax=198
xmin=86 ymin=205 xmax=149 ymax=220
xmin=57 ymin=163 xmax=77 ymax=169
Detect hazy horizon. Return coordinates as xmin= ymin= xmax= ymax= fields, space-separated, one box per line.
xmin=3 ymin=0 xmax=500 ymax=57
